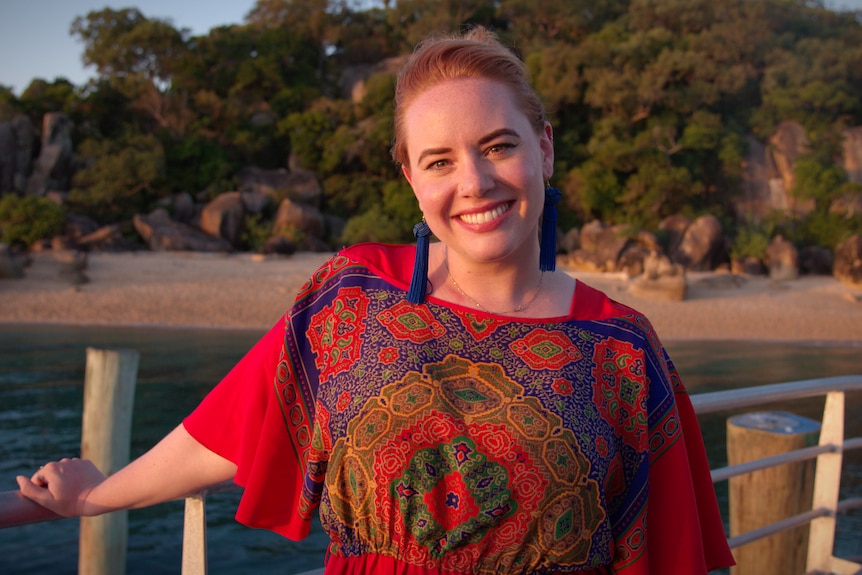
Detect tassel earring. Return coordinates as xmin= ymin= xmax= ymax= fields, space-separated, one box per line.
xmin=540 ymin=184 xmax=561 ymax=272
xmin=407 ymin=219 xmax=431 ymax=304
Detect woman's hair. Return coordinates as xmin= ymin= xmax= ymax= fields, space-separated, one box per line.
xmin=391 ymin=27 xmax=547 ymax=167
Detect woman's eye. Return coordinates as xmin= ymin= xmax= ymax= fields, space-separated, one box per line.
xmin=487 ymin=143 xmax=515 ymax=155
xmin=426 ymin=159 xmax=449 ymax=170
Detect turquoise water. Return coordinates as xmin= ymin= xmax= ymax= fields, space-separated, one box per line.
xmin=1 ymin=325 xmax=860 ymax=573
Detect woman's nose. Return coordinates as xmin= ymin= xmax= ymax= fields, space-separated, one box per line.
xmin=458 ymin=155 xmax=493 ymax=196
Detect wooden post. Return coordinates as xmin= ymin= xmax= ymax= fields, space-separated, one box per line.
xmin=727 ymin=411 xmax=820 ymax=575
xmin=182 ymin=493 xmax=208 ymax=575
xmin=79 ymin=347 xmax=139 ymax=575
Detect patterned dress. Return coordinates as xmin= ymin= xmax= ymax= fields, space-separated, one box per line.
xmin=184 ymin=243 xmax=734 ymax=574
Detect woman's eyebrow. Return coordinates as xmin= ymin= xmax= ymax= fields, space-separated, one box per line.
xmin=416 ymin=147 xmax=451 ymax=165
xmin=478 ymin=128 xmax=521 ymax=145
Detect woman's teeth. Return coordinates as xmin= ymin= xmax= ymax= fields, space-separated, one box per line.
xmin=459 ymin=204 xmax=508 ymax=225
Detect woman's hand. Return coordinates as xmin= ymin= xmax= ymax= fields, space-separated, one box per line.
xmin=15 ymin=426 xmax=237 ymax=517
xmin=16 ymin=458 xmax=107 ymax=517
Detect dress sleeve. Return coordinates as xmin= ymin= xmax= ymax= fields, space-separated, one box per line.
xmin=618 ymin=361 xmax=736 ymax=574
xmin=183 ymin=316 xmax=315 ymax=540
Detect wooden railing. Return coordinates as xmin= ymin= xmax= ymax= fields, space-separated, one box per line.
xmin=691 ymin=375 xmax=862 ymax=575
xmin=2 ymin=374 xmax=861 ymax=575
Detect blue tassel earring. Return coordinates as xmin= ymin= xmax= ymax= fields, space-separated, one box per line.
xmin=407 ymin=219 xmax=431 ymax=304
xmin=540 ymin=184 xmax=561 ymax=272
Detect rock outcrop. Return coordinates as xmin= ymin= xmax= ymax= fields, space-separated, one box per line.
xmin=200 ymin=192 xmax=247 ymax=246
xmin=0 ymin=243 xmax=24 ymax=279
xmin=765 ymin=235 xmax=799 ymax=281
xmin=629 ymin=252 xmax=687 ymax=301
xmin=0 ymin=114 xmax=36 ymax=193
xmin=133 ymin=209 xmax=232 ymax=252
xmin=26 ymin=113 xmax=74 ymax=196
xmin=236 ymin=164 xmax=323 ymax=207
xmin=567 ymin=220 xmax=630 ymax=272
xmin=834 ymin=234 xmax=862 ymax=288
xmin=671 ymin=214 xmax=725 ymax=271
xmin=798 ymin=246 xmax=833 ymax=276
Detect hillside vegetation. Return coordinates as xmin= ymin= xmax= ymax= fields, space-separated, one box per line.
xmin=1 ymin=0 xmax=862 ymax=255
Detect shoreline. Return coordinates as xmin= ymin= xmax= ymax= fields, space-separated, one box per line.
xmin=1 ymin=250 xmax=861 ymax=344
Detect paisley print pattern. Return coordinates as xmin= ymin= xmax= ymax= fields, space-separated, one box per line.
xmin=278 ymin=256 xmax=682 ymax=573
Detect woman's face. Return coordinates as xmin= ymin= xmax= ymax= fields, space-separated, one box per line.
xmin=401 ymin=77 xmax=554 ymax=268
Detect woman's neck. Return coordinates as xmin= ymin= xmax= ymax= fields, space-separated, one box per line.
xmin=428 ymin=244 xmax=548 ymax=316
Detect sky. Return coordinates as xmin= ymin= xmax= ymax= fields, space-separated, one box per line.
xmin=2 ymin=0 xmax=862 ymax=97
xmin=0 ymin=1 xmax=258 ymax=95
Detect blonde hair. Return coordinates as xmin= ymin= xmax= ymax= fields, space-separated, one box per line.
xmin=391 ymin=27 xmax=547 ymax=167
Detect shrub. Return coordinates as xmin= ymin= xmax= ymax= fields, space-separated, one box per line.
xmin=340 ymin=205 xmax=405 ymax=245
xmin=69 ymin=134 xmax=165 ymax=223
xmin=0 ymin=195 xmax=66 ymax=246
xmin=730 ymin=225 xmax=771 ymax=261
xmin=241 ymin=213 xmax=273 ymax=252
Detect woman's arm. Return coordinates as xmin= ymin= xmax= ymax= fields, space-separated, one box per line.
xmin=16 ymin=424 xmax=237 ymax=518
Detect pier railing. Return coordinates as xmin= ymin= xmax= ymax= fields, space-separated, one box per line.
xmin=2 ymin=374 xmax=861 ymax=575
xmin=691 ymin=374 xmax=862 ymax=575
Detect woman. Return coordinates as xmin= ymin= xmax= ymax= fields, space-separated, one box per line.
xmin=18 ymin=28 xmax=734 ymax=574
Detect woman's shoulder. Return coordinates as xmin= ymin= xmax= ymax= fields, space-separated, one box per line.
xmin=570 ymin=278 xmax=662 ymax=338
xmin=337 ymin=242 xmax=414 ymax=287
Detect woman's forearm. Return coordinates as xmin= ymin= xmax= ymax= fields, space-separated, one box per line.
xmin=17 ymin=424 xmax=237 ymax=517
xmin=89 ymin=424 xmax=237 ymax=511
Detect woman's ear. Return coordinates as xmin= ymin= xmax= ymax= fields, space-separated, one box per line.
xmin=401 ymin=165 xmax=414 ymax=186
xmin=540 ymin=122 xmax=555 ymax=181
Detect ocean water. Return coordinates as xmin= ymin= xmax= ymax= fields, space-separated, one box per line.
xmin=0 ymin=324 xmax=860 ymax=573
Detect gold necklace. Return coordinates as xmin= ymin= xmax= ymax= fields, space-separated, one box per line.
xmin=445 ymin=258 xmax=544 ymax=315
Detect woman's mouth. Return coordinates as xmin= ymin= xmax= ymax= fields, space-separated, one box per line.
xmin=458 ymin=203 xmax=511 ymax=225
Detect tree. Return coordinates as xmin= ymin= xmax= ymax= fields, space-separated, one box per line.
xmin=499 ymin=0 xmax=625 ymax=47
xmin=71 ymin=8 xmax=188 ymax=86
xmin=0 ymin=85 xmax=19 ymax=121
xmin=387 ymin=0 xmax=499 ymax=49
xmin=18 ymin=78 xmax=78 ymax=125
xmin=69 ymin=134 xmax=165 ymax=222
xmin=71 ymin=8 xmax=191 ymax=133
xmin=753 ymin=38 xmax=862 ymax=137
xmin=0 ymin=195 xmax=66 ymax=246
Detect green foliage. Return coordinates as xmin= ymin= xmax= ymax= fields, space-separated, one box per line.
xmin=323 ymin=173 xmax=385 ymax=218
xmin=280 ymin=99 xmax=354 ymax=173
xmin=792 ymin=152 xmax=847 ymax=208
xmin=0 ymin=195 xmax=66 ymax=246
xmin=241 ymin=213 xmax=273 ymax=251
xmin=357 ymin=73 xmax=396 ymax=120
xmin=750 ymin=204 xmax=862 ymax=251
xmin=340 ymin=205 xmax=405 ymax=245
xmin=730 ymin=224 xmax=772 ymax=261
xmin=162 ymin=135 xmax=236 ymax=195
xmin=0 ymin=85 xmax=20 ymax=121
xmin=565 ymin=160 xmax=622 ymax=222
xmin=790 ymin=211 xmax=862 ymax=250
xmin=381 ymin=179 xmax=422 ymax=239
xmin=69 ymin=134 xmax=165 ymax=222
xmin=19 ymin=78 xmax=78 ymax=125
xmin=71 ymin=8 xmax=188 ymax=85
xmin=5 ymin=0 xmax=860 ymax=255
xmin=753 ymin=36 xmax=862 ymax=137
xmin=619 ymin=154 xmax=703 ymax=229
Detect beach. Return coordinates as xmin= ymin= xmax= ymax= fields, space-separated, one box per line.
xmin=1 ymin=249 xmax=861 ymax=343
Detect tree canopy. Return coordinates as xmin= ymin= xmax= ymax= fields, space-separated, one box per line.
xmin=4 ymin=0 xmax=862 ymax=248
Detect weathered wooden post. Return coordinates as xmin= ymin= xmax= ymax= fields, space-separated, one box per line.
xmin=727 ymin=410 xmax=821 ymax=575
xmin=79 ymin=347 xmax=139 ymax=575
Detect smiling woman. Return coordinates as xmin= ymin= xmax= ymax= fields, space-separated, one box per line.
xmin=400 ymin=77 xmax=558 ymax=315
xmin=16 ymin=27 xmax=735 ymax=575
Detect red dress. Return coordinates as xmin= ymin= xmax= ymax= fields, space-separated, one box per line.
xmin=185 ymin=243 xmax=735 ymax=574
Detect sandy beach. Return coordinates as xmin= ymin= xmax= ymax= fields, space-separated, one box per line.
xmin=1 ymin=249 xmax=861 ymax=343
